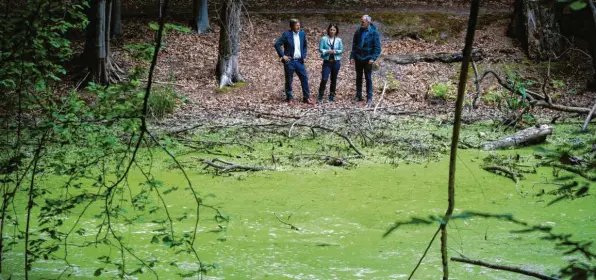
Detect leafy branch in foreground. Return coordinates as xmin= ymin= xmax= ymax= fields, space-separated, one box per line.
xmin=0 ymin=0 xmax=223 ymax=278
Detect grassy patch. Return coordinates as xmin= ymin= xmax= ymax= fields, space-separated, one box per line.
xmin=149 ymin=86 xmax=178 ymax=119
xmin=429 ymin=82 xmax=456 ymax=100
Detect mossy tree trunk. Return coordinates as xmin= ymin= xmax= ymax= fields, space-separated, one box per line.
xmin=216 ymin=0 xmax=244 ymax=89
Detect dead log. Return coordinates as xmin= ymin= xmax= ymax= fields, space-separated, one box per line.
xmin=482 ymin=124 xmax=553 ymax=150
xmin=382 ymin=49 xmax=483 ymax=65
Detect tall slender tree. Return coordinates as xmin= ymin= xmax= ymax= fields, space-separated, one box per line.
xmin=192 ymin=0 xmax=211 ymax=33
xmin=216 ymin=0 xmax=244 ymax=88
xmin=110 ymin=0 xmax=123 ymax=38
xmin=84 ymin=0 xmax=123 ymax=85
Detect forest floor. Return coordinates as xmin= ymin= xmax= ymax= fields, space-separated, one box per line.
xmin=68 ymin=10 xmax=596 ymax=130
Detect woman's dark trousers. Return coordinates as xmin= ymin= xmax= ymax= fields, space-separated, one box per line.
xmin=318 ymin=60 xmax=341 ymax=102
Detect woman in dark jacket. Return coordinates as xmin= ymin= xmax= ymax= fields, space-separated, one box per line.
xmin=317 ymin=23 xmax=343 ymax=103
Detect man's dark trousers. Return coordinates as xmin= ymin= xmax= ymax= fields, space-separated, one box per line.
xmin=355 ymin=59 xmax=373 ymax=101
xmin=284 ymin=59 xmax=310 ymax=101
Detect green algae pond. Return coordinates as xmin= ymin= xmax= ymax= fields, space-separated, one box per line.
xmin=1 ymin=121 xmax=595 ymax=280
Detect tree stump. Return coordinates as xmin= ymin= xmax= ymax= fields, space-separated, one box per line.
xmin=482 ymin=124 xmax=553 ymax=150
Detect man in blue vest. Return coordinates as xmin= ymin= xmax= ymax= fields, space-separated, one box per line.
xmin=350 ymin=15 xmax=381 ymax=106
xmin=274 ymin=19 xmax=313 ymax=105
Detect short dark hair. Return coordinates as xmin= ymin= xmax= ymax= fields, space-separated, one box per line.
xmin=289 ymin=19 xmax=300 ymax=28
xmin=326 ymin=23 xmax=339 ymax=36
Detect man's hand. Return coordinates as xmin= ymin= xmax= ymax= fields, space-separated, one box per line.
xmin=368 ymin=60 xmax=374 ymax=65
xmin=281 ymin=55 xmax=289 ymax=62
xmin=328 ymin=50 xmax=336 ymax=55
xmin=349 ymin=59 xmax=354 ymax=65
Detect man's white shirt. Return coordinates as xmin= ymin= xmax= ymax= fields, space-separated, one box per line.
xmin=292 ymin=32 xmax=301 ymax=59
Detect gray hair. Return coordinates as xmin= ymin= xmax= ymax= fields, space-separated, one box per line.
xmin=363 ymin=15 xmax=372 ymax=23
xmin=289 ymin=19 xmax=300 ymax=28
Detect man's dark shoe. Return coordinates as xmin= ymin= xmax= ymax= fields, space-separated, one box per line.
xmin=303 ymin=98 xmax=315 ymax=105
xmin=353 ymin=97 xmax=364 ymax=102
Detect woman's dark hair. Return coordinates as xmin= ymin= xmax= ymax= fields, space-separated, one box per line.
xmin=326 ymin=23 xmax=339 ymax=36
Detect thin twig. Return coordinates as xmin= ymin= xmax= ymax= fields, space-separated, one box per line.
xmin=408 ymin=227 xmax=441 ymax=280
xmin=140 ymin=79 xmax=185 ymax=87
xmin=373 ymin=81 xmax=388 ymax=115
xmin=471 ymin=59 xmax=481 ymax=109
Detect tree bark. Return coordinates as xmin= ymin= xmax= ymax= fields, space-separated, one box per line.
xmin=510 ymin=0 xmax=563 ymax=60
xmin=482 ymin=124 xmax=553 ymax=150
xmin=192 ymin=0 xmax=211 ymax=33
xmin=97 ymin=0 xmax=107 ymax=83
xmin=587 ymin=0 xmax=596 ymax=86
xmin=216 ymin=0 xmax=244 ymax=89
xmin=110 ymin=0 xmax=123 ymax=39
xmin=83 ymin=0 xmax=122 ymax=85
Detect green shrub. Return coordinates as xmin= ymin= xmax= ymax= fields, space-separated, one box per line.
xmin=148 ymin=87 xmax=178 ymax=119
xmin=482 ymin=87 xmax=502 ymax=106
xmin=429 ymin=82 xmax=454 ymax=100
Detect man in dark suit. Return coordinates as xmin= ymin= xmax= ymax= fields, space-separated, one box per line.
xmin=274 ymin=19 xmax=313 ymax=105
xmin=350 ymin=15 xmax=382 ymax=106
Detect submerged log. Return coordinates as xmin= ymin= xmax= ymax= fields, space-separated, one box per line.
xmin=482 ymin=124 xmax=553 ymax=151
xmin=382 ymin=49 xmax=483 ymax=65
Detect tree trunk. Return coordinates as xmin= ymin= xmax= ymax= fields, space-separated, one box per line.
xmin=83 ymin=0 xmax=122 ymax=85
xmin=482 ymin=124 xmax=553 ymax=150
xmin=97 ymin=0 xmax=108 ymax=84
xmin=157 ymin=0 xmax=162 ymax=18
xmin=216 ymin=0 xmax=244 ymax=89
xmin=510 ymin=0 xmax=563 ymax=60
xmin=110 ymin=0 xmax=123 ymax=39
xmin=587 ymin=0 xmax=596 ymax=87
xmin=192 ymin=0 xmax=211 ymax=33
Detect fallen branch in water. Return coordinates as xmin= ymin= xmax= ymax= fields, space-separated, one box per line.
xmin=482 ymin=165 xmax=519 ymax=184
xmin=202 ymin=158 xmax=274 ymax=173
xmin=273 ymin=213 xmax=299 ymax=231
xmin=294 ymin=124 xmax=365 ymax=157
xmin=451 ymin=257 xmax=559 ymax=280
xmin=292 ymin=153 xmax=361 ymax=166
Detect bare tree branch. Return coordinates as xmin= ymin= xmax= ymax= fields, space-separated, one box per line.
xmin=451 ymin=257 xmax=559 ymax=280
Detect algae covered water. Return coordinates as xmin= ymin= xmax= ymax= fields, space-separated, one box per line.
xmin=1 ymin=145 xmax=594 ymax=279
